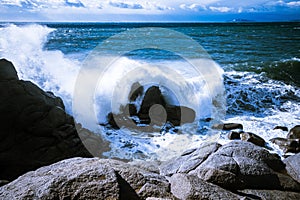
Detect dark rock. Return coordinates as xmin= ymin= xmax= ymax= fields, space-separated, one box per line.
xmin=276 ymin=172 xmax=300 ymax=191
xmin=284 ymin=153 xmax=300 ymax=183
xmin=0 ymin=59 xmax=18 ymax=80
xmin=0 ymin=157 xmax=174 ymax=200
xmin=159 ymin=142 xmax=221 ymax=176
xmin=228 ymin=131 xmax=241 ymax=140
xmin=212 ymin=123 xmax=243 ymax=130
xmin=165 ymin=105 xmax=195 ymax=126
xmin=273 ymin=126 xmax=289 ymax=132
xmin=106 ymin=83 xmax=196 ymax=130
xmin=128 ymin=82 xmax=143 ymax=102
xmin=139 ymin=86 xmax=166 ymax=115
xmin=239 ymin=189 xmax=300 ymax=200
xmin=169 ymin=173 xmax=242 ymax=199
xmin=270 ymin=137 xmax=300 ymax=153
xmin=0 ymin=59 xmax=92 ymax=181
xmin=287 ymin=125 xmax=300 ymax=139
xmin=240 ymin=131 xmax=266 ymax=147
xmin=0 ymin=180 xmax=9 ymax=187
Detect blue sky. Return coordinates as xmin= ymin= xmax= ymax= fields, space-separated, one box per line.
xmin=0 ymin=0 xmax=299 ymax=22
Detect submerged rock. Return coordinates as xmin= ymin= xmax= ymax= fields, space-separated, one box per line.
xmin=0 ymin=59 xmax=92 ymax=181
xmin=270 ymin=137 xmax=300 ymax=153
xmin=273 ymin=126 xmax=289 ymax=132
xmin=240 ymin=131 xmax=266 ymax=147
xmin=288 ymin=125 xmax=300 ymax=139
xmin=212 ymin=123 xmax=243 ymax=130
xmin=106 ymin=83 xmax=196 ymax=130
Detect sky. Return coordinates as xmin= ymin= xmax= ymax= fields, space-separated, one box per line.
xmin=0 ymin=0 xmax=299 ymax=22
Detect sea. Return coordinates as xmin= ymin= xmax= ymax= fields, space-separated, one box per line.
xmin=0 ymin=22 xmax=299 ymax=161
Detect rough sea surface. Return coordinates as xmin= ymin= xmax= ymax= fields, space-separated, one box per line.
xmin=0 ymin=22 xmax=299 ymax=160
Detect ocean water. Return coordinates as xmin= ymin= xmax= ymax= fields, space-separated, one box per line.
xmin=0 ymin=22 xmax=299 ymax=160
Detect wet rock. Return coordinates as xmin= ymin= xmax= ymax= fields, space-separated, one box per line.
xmin=284 ymin=153 xmax=300 ymax=183
xmin=128 ymin=82 xmax=143 ymax=102
xmin=106 ymin=83 xmax=196 ymax=130
xmin=169 ymin=173 xmax=242 ymax=200
xmin=287 ymin=125 xmax=300 ymax=139
xmin=0 ymin=59 xmax=92 ymax=181
xmin=273 ymin=126 xmax=289 ymax=132
xmin=228 ymin=131 xmax=241 ymax=140
xmin=0 ymin=59 xmax=18 ymax=80
xmin=240 ymin=131 xmax=266 ymax=147
xmin=270 ymin=137 xmax=300 ymax=153
xmin=212 ymin=123 xmax=243 ymax=130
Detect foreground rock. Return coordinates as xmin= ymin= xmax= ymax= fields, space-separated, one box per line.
xmin=1 ymin=141 xmax=300 ymax=199
xmin=160 ymin=141 xmax=300 ymax=192
xmin=0 ymin=59 xmax=93 ymax=181
xmin=284 ymin=153 xmax=300 ymax=183
xmin=0 ymin=157 xmax=174 ymax=200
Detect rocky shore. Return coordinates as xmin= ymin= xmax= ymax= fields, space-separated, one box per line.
xmin=1 ymin=59 xmax=300 ymax=199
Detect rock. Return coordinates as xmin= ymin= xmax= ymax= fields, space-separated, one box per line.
xmin=270 ymin=137 xmax=300 ymax=153
xmin=0 ymin=180 xmax=9 ymax=187
xmin=0 ymin=59 xmax=18 ymax=80
xmin=169 ymin=173 xmax=242 ymax=200
xmin=195 ymin=154 xmax=244 ymax=190
xmin=212 ymin=123 xmax=243 ymax=130
xmin=273 ymin=126 xmax=288 ymax=132
xmin=284 ymin=153 xmax=300 ymax=183
xmin=240 ymin=131 xmax=266 ymax=147
xmin=139 ymin=86 xmax=167 ymax=115
xmin=159 ymin=142 xmax=221 ymax=176
xmin=287 ymin=125 xmax=300 ymax=139
xmin=239 ymin=189 xmax=300 ymax=200
xmin=128 ymin=82 xmax=143 ymax=102
xmin=106 ymin=83 xmax=196 ymax=129
xmin=0 ymin=59 xmax=92 ymax=181
xmin=161 ymin=141 xmax=287 ymax=191
xmin=228 ymin=131 xmax=241 ymax=140
xmin=0 ymin=157 xmax=174 ymax=200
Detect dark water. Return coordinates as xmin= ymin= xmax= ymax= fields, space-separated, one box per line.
xmin=0 ymin=22 xmax=299 ymax=159
xmin=44 ymin=22 xmax=300 ymax=86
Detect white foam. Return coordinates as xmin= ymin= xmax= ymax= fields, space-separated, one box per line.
xmin=0 ymin=23 xmax=80 ymax=111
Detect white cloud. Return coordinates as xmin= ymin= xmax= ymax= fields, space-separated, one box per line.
xmin=287 ymin=1 xmax=300 ymax=6
xmin=180 ymin=3 xmax=207 ymax=11
xmin=109 ymin=1 xmax=143 ymax=9
xmin=209 ymin=6 xmax=232 ymax=12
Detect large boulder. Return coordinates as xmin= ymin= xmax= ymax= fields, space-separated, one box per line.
xmin=239 ymin=189 xmax=300 ymax=200
xmin=0 ymin=59 xmax=93 ymax=181
xmin=169 ymin=173 xmax=242 ymax=200
xmin=284 ymin=153 xmax=300 ymax=183
xmin=160 ymin=141 xmax=298 ymax=191
xmin=159 ymin=142 xmax=221 ymax=176
xmin=0 ymin=157 xmax=174 ymax=200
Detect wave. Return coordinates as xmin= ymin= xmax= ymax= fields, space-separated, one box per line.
xmin=0 ymin=23 xmax=80 ymax=111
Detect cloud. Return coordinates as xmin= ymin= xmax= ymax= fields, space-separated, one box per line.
xmin=209 ymin=6 xmax=232 ymax=12
xmin=0 ymin=0 xmax=300 ymax=21
xmin=109 ymin=1 xmax=143 ymax=9
xmin=180 ymin=4 xmax=207 ymax=11
xmin=287 ymin=1 xmax=300 ymax=6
